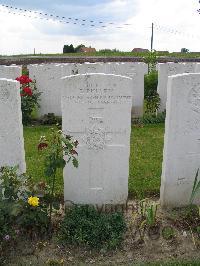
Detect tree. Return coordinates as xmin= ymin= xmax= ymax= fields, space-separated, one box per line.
xmin=181 ymin=48 xmax=189 ymax=53
xmin=74 ymin=44 xmax=85 ymax=53
xmin=63 ymin=44 xmax=75 ymax=53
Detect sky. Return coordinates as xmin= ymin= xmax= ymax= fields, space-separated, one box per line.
xmin=0 ymin=0 xmax=199 ymax=55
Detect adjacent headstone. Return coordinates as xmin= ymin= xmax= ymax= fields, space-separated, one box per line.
xmin=28 ymin=64 xmax=64 ymax=116
xmin=119 ymin=63 xmax=147 ymax=118
xmin=62 ymin=73 xmax=133 ymax=205
xmin=160 ymin=73 xmax=200 ymax=207
xmin=77 ymin=62 xmax=147 ymax=117
xmin=157 ymin=63 xmax=184 ymax=112
xmin=157 ymin=63 xmax=197 ymax=112
xmin=0 ymin=65 xmax=22 ymax=80
xmin=0 ymin=79 xmax=26 ymax=173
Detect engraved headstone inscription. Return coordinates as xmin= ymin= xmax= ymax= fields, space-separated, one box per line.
xmin=61 ymin=73 xmax=133 ymax=205
xmin=0 ymin=79 xmax=26 ymax=173
xmin=160 ymin=73 xmax=200 ymax=207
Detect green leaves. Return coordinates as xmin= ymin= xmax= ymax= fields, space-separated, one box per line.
xmin=72 ymin=158 xmax=79 ymax=168
xmin=59 ymin=205 xmax=126 ymax=249
xmin=0 ymin=166 xmax=30 ymax=201
xmin=146 ymin=203 xmax=158 ymax=226
xmin=190 ymin=168 xmax=200 ymax=204
xmin=38 ymin=127 xmax=79 ymax=231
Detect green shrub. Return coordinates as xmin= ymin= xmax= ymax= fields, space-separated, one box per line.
xmin=59 ymin=205 xmax=126 ymax=249
xmin=142 ymin=111 xmax=166 ymax=124
xmin=144 ymin=71 xmax=160 ymax=114
xmin=40 ymin=113 xmax=62 ymax=125
xmin=0 ymin=166 xmax=49 ymax=241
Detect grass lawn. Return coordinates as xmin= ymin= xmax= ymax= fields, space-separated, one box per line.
xmin=24 ymin=123 xmax=165 ymax=199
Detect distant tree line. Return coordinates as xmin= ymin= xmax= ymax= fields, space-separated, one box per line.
xmin=63 ymin=45 xmax=122 ymax=53
xmin=63 ymin=44 xmax=85 ymax=53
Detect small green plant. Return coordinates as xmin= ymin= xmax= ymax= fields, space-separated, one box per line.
xmin=190 ymin=168 xmax=200 ymax=204
xmin=0 ymin=166 xmax=30 ymax=201
xmin=17 ymin=199 xmax=49 ymax=236
xmin=0 ymin=166 xmax=50 ymax=243
xmin=38 ymin=127 xmax=79 ymax=230
xmin=145 ymin=203 xmax=158 ymax=227
xmin=143 ymin=50 xmax=158 ymax=74
xmin=59 ymin=205 xmax=126 ymax=249
xmin=162 ymin=226 xmax=175 ymax=240
xmin=141 ymin=111 xmax=166 ymax=124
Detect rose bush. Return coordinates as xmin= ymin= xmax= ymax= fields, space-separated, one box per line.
xmin=16 ymin=75 xmax=41 ymax=125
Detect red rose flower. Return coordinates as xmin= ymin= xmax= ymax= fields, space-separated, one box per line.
xmin=23 ymin=87 xmax=33 ymax=96
xmin=38 ymin=142 xmax=48 ymax=151
xmin=16 ymin=75 xmax=32 ymax=84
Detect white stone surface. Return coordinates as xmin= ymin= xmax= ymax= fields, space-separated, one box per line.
xmin=62 ymin=73 xmax=133 ymax=205
xmin=28 ymin=64 xmax=64 ymax=116
xmin=0 ymin=78 xmax=26 ymax=173
xmin=181 ymin=62 xmax=197 ymax=73
xmin=0 ymin=65 xmax=22 ymax=80
xmin=157 ymin=63 xmax=198 ymax=112
xmin=195 ymin=63 xmax=200 ymax=73
xmin=157 ymin=63 xmax=184 ymax=112
xmin=119 ymin=63 xmax=147 ymax=117
xmin=63 ymin=62 xmax=147 ymax=117
xmin=160 ymin=73 xmax=200 ymax=207
xmin=28 ymin=62 xmax=147 ymax=118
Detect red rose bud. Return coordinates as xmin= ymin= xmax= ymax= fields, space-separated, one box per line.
xmin=38 ymin=142 xmax=48 ymax=151
xmin=70 ymin=149 xmax=78 ymax=155
xmin=23 ymin=87 xmax=33 ymax=96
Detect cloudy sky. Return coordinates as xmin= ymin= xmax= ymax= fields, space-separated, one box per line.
xmin=0 ymin=0 xmax=199 ymax=55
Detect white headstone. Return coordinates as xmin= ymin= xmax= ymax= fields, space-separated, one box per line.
xmin=160 ymin=73 xmax=200 ymax=207
xmin=157 ymin=63 xmax=184 ymax=112
xmin=0 ymin=65 xmax=22 ymax=80
xmin=76 ymin=62 xmax=147 ymax=117
xmin=0 ymin=79 xmax=26 ymax=173
xmin=28 ymin=64 xmax=64 ymax=117
xmin=157 ymin=63 xmax=198 ymax=112
xmin=120 ymin=63 xmax=147 ymax=118
xmin=62 ymin=73 xmax=133 ymax=205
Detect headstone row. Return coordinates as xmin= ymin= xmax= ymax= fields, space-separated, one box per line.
xmin=28 ymin=62 xmax=148 ymax=118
